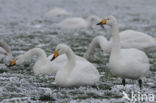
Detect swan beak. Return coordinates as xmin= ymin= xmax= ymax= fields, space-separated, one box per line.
xmin=97 ymin=19 xmax=107 ymax=28
xmin=51 ymin=50 xmax=59 ymax=61
xmin=8 ymin=60 xmax=16 ymax=67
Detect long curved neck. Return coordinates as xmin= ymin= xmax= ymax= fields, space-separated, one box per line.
xmin=0 ymin=41 xmax=12 ymax=54
xmin=84 ymin=36 xmax=111 ymax=60
xmin=23 ymin=48 xmax=47 ymax=61
xmin=64 ymin=48 xmax=76 ymax=71
xmin=86 ymin=16 xmax=99 ymax=28
xmin=110 ymin=20 xmax=120 ymax=60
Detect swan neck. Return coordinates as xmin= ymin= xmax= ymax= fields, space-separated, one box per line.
xmin=65 ymin=48 xmax=76 ymax=70
xmin=0 ymin=41 xmax=12 ymax=54
xmin=86 ymin=16 xmax=96 ymax=28
xmin=110 ymin=21 xmax=120 ymax=59
xmin=23 ymin=48 xmax=47 ymax=61
xmin=87 ymin=18 xmax=92 ymax=28
xmin=84 ymin=38 xmax=97 ymax=60
xmin=84 ymin=36 xmax=110 ymax=60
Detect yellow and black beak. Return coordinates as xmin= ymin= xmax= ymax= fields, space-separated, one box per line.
xmin=97 ymin=19 xmax=108 ymax=28
xmin=8 ymin=60 xmax=16 ymax=67
xmin=50 ymin=50 xmax=59 ymax=61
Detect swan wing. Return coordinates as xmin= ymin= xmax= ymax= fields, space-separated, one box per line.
xmin=56 ymin=17 xmax=87 ymax=29
xmin=119 ymin=30 xmax=156 ymax=50
xmin=119 ymin=49 xmax=150 ymax=78
xmin=108 ymin=30 xmax=156 ymax=52
xmin=45 ymin=8 xmax=69 ymax=17
xmin=69 ymin=60 xmax=99 ymax=85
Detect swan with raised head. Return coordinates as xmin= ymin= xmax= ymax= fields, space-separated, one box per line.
xmin=84 ymin=30 xmax=156 ymax=60
xmin=55 ymin=15 xmax=101 ymax=30
xmin=9 ymin=48 xmax=67 ymax=75
xmin=97 ymin=16 xmax=150 ymax=88
xmin=45 ymin=7 xmax=70 ymax=18
xmin=51 ymin=44 xmax=100 ymax=87
xmin=0 ymin=41 xmax=13 ymax=63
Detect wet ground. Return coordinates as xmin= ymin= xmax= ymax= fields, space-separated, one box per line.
xmin=0 ymin=0 xmax=156 ymax=102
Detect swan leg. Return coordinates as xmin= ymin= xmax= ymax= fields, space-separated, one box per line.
xmin=122 ymin=79 xmax=126 ymax=87
xmin=138 ymin=79 xmax=142 ymax=89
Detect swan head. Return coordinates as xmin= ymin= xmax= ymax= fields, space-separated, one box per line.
xmin=8 ymin=55 xmax=25 ymax=67
xmin=88 ymin=15 xmax=101 ymax=22
xmin=87 ymin=15 xmax=101 ymax=28
xmin=97 ymin=16 xmax=116 ymax=27
xmin=51 ymin=44 xmax=70 ymax=61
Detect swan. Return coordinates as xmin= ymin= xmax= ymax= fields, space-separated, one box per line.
xmin=51 ymin=44 xmax=100 ymax=87
xmin=9 ymin=48 xmax=67 ymax=75
xmin=84 ymin=31 xmax=156 ymax=60
xmin=97 ymin=16 xmax=150 ymax=88
xmin=0 ymin=41 xmax=13 ymax=63
xmin=45 ymin=7 xmax=70 ymax=18
xmin=55 ymin=15 xmax=101 ymax=30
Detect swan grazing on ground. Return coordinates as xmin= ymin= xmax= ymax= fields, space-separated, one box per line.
xmin=84 ymin=31 xmax=156 ymax=60
xmin=0 ymin=41 xmax=13 ymax=63
xmin=55 ymin=15 xmax=101 ymax=30
xmin=97 ymin=16 xmax=150 ymax=88
xmin=45 ymin=7 xmax=70 ymax=18
xmin=51 ymin=44 xmax=100 ymax=87
xmin=9 ymin=48 xmax=67 ymax=75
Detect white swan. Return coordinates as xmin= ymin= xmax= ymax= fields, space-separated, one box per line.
xmin=45 ymin=7 xmax=70 ymax=18
xmin=97 ymin=16 xmax=150 ymax=88
xmin=0 ymin=41 xmax=13 ymax=63
xmin=55 ymin=15 xmax=101 ymax=30
xmin=84 ymin=31 xmax=156 ymax=60
xmin=51 ymin=44 xmax=100 ymax=87
xmin=9 ymin=48 xmax=67 ymax=75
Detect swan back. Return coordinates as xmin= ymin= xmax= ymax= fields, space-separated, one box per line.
xmin=56 ymin=17 xmax=87 ymax=29
xmin=45 ymin=7 xmax=70 ymax=17
xmin=56 ymin=15 xmax=100 ymax=29
xmin=119 ymin=30 xmax=156 ymax=50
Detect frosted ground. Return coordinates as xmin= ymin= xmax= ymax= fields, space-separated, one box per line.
xmin=0 ymin=0 xmax=155 ymax=102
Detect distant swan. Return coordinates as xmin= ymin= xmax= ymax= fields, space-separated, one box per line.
xmin=97 ymin=16 xmax=150 ymax=88
xmin=84 ymin=29 xmax=156 ymax=60
xmin=51 ymin=44 xmax=100 ymax=87
xmin=0 ymin=41 xmax=13 ymax=63
xmin=9 ymin=48 xmax=67 ymax=75
xmin=55 ymin=15 xmax=101 ymax=30
xmin=45 ymin=7 xmax=70 ymax=18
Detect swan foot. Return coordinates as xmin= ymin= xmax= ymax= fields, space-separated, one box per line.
xmin=138 ymin=79 xmax=142 ymax=89
xmin=122 ymin=79 xmax=126 ymax=87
